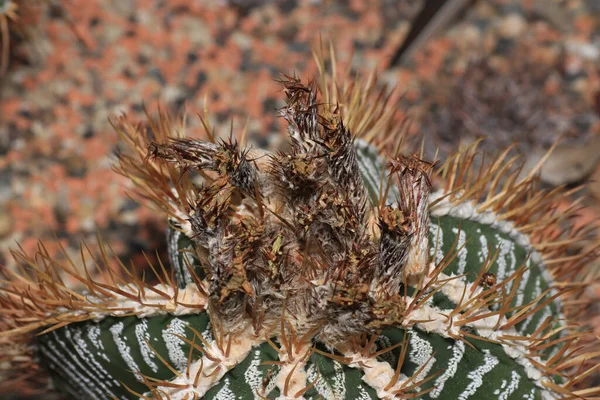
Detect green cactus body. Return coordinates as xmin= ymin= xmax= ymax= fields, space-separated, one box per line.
xmin=33 ymin=139 xmax=565 ymax=400
xmin=1 ymin=72 xmax=597 ymax=400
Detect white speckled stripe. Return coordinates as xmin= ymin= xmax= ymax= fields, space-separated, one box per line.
xmin=495 ymin=234 xmax=516 ymax=282
xmin=42 ymin=336 xmax=101 ymax=399
xmin=135 ymin=319 xmax=159 ymax=373
xmin=429 ymin=223 xmax=445 ymax=265
xmin=477 ymin=228 xmax=488 ymax=263
xmin=214 ymin=377 xmax=236 ymax=400
xmin=70 ymin=325 xmax=121 ymax=390
xmin=87 ymin=324 xmax=110 ymax=362
xmin=304 ymin=358 xmax=348 ymax=400
xmin=356 ymin=386 xmax=374 ymax=400
xmin=429 ymin=340 xmax=465 ymax=398
xmin=523 ymin=387 xmax=536 ymax=400
xmin=496 ymin=370 xmax=521 ymax=400
xmin=163 ymin=317 xmax=190 ymax=371
xmin=515 ymin=259 xmax=532 ymax=311
xmin=307 ymin=362 xmax=336 ymax=399
xmin=42 ymin=350 xmax=93 ymax=399
xmin=109 ymin=321 xmax=143 ymax=381
xmin=332 ymin=360 xmax=347 ymax=399
xmin=521 ymin=276 xmax=543 ymax=332
xmin=451 ymin=227 xmax=468 ymax=275
xmin=408 ymin=330 xmax=436 ymax=391
xmin=53 ymin=329 xmax=113 ymax=397
xmin=145 ymin=323 xmax=259 ymax=400
xmin=244 ymin=349 xmax=264 ymax=399
xmin=457 ymin=349 xmax=499 ymax=400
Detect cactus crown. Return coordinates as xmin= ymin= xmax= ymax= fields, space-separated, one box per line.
xmin=0 ymin=55 xmax=599 ymax=399
xmin=145 ymin=75 xmax=434 ymax=343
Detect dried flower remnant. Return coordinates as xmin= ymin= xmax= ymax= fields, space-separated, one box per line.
xmin=480 ymin=272 xmax=497 ymax=288
xmin=0 ymin=57 xmax=598 ymax=399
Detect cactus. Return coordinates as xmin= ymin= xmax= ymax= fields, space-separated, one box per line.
xmin=0 ymin=61 xmax=598 ymax=399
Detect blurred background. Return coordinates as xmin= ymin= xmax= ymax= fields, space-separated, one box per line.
xmin=0 ymin=0 xmax=598 ymax=397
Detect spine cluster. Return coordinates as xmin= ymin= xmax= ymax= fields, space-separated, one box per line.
xmin=150 ymin=77 xmax=433 ymax=344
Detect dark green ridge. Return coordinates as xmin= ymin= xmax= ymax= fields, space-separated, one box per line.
xmin=430 ymin=216 xmax=561 ymax=353
xmin=38 ymin=313 xmax=210 ymax=400
xmin=357 ymin=140 xmax=561 ymax=352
